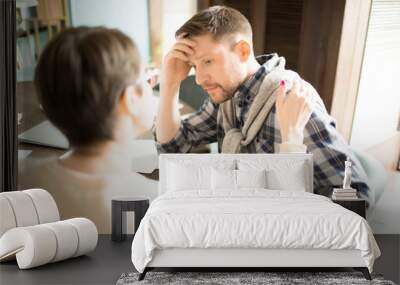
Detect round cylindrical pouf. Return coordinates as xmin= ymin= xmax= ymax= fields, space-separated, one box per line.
xmin=65 ymin=218 xmax=98 ymax=257
xmin=1 ymin=192 xmax=39 ymax=227
xmin=0 ymin=225 xmax=57 ymax=269
xmin=42 ymin=220 xmax=79 ymax=262
xmin=0 ymin=195 xmax=17 ymax=237
xmin=23 ymin=189 xmax=60 ymax=223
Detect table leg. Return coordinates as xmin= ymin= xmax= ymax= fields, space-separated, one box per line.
xmin=112 ymin=201 xmax=124 ymax=241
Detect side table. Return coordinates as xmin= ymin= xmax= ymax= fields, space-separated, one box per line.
xmin=112 ymin=197 xmax=149 ymax=242
xmin=332 ymin=198 xmax=366 ymax=218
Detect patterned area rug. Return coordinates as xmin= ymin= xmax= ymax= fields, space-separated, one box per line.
xmin=116 ymin=271 xmax=396 ymax=285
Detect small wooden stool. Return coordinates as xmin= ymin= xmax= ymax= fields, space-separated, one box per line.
xmin=111 ymin=197 xmax=149 ymax=242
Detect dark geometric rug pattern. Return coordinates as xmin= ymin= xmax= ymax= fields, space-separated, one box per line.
xmin=116 ymin=271 xmax=396 ymax=285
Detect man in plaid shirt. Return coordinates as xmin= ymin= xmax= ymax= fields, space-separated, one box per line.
xmin=154 ymin=6 xmax=369 ymax=199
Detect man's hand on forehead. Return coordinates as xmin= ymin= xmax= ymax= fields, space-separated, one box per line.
xmin=173 ymin=33 xmax=197 ymax=62
xmin=176 ymin=33 xmax=211 ymax=67
xmin=160 ymin=32 xmax=197 ymax=94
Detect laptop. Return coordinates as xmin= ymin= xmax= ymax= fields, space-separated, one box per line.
xmin=18 ymin=120 xmax=69 ymax=149
xmin=18 ymin=120 xmax=158 ymax=173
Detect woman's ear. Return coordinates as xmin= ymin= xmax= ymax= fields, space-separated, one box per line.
xmin=234 ymin=40 xmax=251 ymax=62
xmin=119 ymin=85 xmax=142 ymax=117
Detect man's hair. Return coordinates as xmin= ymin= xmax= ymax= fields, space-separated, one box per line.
xmin=35 ymin=26 xmax=141 ymax=147
xmin=175 ymin=6 xmax=252 ymax=42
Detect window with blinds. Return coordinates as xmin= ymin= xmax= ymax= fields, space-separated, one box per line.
xmin=351 ymin=0 xmax=400 ymax=150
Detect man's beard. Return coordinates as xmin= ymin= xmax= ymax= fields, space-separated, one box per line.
xmin=207 ymin=86 xmax=235 ymax=104
xmin=214 ymin=94 xmax=232 ymax=104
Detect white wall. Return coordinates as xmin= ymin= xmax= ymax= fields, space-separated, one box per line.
xmin=160 ymin=0 xmax=197 ymax=57
xmin=69 ymin=0 xmax=150 ymax=63
xmin=350 ymin=0 xmax=400 ymax=150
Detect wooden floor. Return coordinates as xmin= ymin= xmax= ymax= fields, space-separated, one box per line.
xmin=0 ymin=235 xmax=398 ymax=285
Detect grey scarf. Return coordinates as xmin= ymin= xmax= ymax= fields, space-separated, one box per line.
xmin=221 ymin=55 xmax=300 ymax=153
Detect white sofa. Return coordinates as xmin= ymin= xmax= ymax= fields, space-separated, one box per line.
xmin=0 ymin=189 xmax=98 ymax=269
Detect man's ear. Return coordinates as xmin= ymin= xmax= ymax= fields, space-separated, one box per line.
xmin=234 ymin=40 xmax=251 ymax=62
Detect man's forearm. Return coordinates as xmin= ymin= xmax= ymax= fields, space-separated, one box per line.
xmin=156 ymin=83 xmax=182 ymax=144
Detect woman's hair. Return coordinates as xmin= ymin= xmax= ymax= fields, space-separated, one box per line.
xmin=34 ymin=26 xmax=141 ymax=147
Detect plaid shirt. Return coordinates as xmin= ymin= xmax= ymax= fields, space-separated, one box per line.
xmin=154 ymin=54 xmax=370 ymax=198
